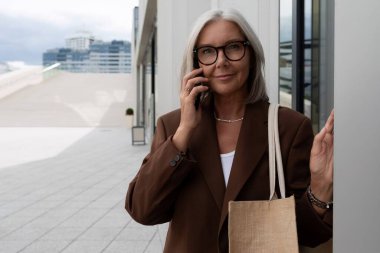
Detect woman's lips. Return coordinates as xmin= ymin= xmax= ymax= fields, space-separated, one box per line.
xmin=214 ymin=74 xmax=234 ymax=81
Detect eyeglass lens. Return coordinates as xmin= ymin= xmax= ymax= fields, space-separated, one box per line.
xmin=197 ymin=41 xmax=246 ymax=65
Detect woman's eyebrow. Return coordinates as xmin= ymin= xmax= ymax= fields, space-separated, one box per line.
xmin=196 ymin=38 xmax=246 ymax=48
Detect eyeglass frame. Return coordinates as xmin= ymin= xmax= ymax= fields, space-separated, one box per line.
xmin=193 ymin=40 xmax=250 ymax=66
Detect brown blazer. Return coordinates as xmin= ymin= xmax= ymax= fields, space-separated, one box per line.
xmin=125 ymin=100 xmax=332 ymax=253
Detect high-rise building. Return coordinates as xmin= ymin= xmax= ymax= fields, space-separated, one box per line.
xmin=43 ymin=39 xmax=131 ymax=73
xmin=65 ymin=31 xmax=95 ymax=51
xmin=89 ymin=40 xmax=131 ymax=73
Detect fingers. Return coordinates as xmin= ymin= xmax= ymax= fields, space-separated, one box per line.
xmin=182 ymin=68 xmax=208 ymax=90
xmin=183 ymin=81 xmax=208 ymax=96
xmin=182 ymin=68 xmax=202 ymax=90
xmin=184 ymin=76 xmax=209 ymax=91
xmin=180 ymin=79 xmax=208 ymax=103
xmin=187 ymin=85 xmax=209 ymax=100
xmin=311 ymin=127 xmax=326 ymax=155
xmin=180 ymin=70 xmax=209 ymax=111
xmin=183 ymin=68 xmax=203 ymax=83
xmin=310 ymin=110 xmax=334 ymax=187
xmin=311 ymin=109 xmax=335 ymax=155
xmin=323 ymin=110 xmax=334 ymax=148
xmin=181 ymin=68 xmax=208 ymax=102
xmin=325 ymin=110 xmax=334 ymax=134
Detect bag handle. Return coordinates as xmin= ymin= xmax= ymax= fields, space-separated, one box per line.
xmin=268 ymin=104 xmax=286 ymax=200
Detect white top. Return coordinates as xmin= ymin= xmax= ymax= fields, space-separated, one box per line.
xmin=220 ymin=150 xmax=235 ymax=186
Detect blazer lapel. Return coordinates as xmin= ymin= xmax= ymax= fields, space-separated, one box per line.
xmin=218 ymin=101 xmax=269 ymax=232
xmin=190 ymin=107 xmax=226 ymax=212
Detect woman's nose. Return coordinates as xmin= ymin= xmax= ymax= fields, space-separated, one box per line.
xmin=215 ymin=49 xmax=228 ymax=67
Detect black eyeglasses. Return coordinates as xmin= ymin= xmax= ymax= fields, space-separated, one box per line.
xmin=193 ymin=41 xmax=250 ymax=66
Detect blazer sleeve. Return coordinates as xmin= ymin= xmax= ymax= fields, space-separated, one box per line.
xmin=284 ymin=117 xmax=333 ymax=247
xmin=125 ymin=116 xmax=196 ymax=225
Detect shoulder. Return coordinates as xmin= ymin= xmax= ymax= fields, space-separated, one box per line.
xmin=247 ymin=100 xmax=310 ymax=127
xmin=278 ymin=106 xmax=311 ymax=127
xmin=277 ymin=106 xmax=314 ymax=144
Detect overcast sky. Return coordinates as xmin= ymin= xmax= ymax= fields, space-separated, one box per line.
xmin=0 ymin=0 xmax=138 ymax=65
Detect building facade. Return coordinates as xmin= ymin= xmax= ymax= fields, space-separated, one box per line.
xmin=43 ymin=40 xmax=131 ymax=73
xmin=65 ymin=31 xmax=95 ymax=51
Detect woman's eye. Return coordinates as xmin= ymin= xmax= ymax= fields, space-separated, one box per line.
xmin=227 ymin=43 xmax=241 ymax=50
xmin=201 ymin=48 xmax=213 ymax=55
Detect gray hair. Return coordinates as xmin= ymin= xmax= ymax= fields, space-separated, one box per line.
xmin=180 ymin=9 xmax=268 ymax=103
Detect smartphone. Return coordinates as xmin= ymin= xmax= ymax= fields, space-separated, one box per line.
xmin=193 ymin=58 xmax=204 ymax=110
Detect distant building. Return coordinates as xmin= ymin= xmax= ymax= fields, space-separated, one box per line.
xmin=88 ymin=40 xmax=131 ymax=73
xmin=65 ymin=31 xmax=95 ymax=50
xmin=0 ymin=61 xmax=28 ymax=74
xmin=0 ymin=62 xmax=10 ymax=74
xmin=43 ymin=39 xmax=131 ymax=73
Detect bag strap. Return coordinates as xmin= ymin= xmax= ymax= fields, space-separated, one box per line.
xmin=268 ymin=104 xmax=286 ymax=200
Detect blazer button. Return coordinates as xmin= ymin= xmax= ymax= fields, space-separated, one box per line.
xmin=169 ymin=160 xmax=177 ymax=167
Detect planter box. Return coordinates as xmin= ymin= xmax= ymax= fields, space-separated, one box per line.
xmin=132 ymin=126 xmax=145 ymax=145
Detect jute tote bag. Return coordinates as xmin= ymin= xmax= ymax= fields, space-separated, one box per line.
xmin=229 ymin=104 xmax=299 ymax=253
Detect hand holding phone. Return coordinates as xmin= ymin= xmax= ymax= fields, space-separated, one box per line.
xmin=193 ymin=59 xmax=206 ymax=110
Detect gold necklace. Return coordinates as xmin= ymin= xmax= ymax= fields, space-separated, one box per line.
xmin=214 ymin=112 xmax=244 ymax=123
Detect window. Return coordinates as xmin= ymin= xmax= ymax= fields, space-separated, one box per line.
xmin=279 ymin=0 xmax=334 ymax=132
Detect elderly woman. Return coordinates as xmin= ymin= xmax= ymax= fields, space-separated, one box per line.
xmin=126 ymin=9 xmax=333 ymax=253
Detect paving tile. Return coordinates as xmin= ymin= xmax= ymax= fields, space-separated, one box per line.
xmin=0 ymin=241 xmax=31 ymax=253
xmin=21 ymin=214 xmax=67 ymax=229
xmin=28 ymin=201 xmax=64 ymax=210
xmin=38 ymin=227 xmax=86 ymax=241
xmin=0 ymin=208 xmax=19 ymax=218
xmin=92 ymin=214 xmax=131 ymax=228
xmin=157 ymin=224 xmax=169 ymax=244
xmin=0 ymin=125 xmax=165 ymax=252
xmin=59 ymin=215 xmax=100 ymax=228
xmin=60 ymin=240 xmax=111 ymax=253
xmin=103 ymin=241 xmax=148 ymax=253
xmin=42 ymin=208 xmax=79 ymax=218
xmin=145 ymin=230 xmax=164 ymax=253
xmin=10 ymin=208 xmax=48 ymax=218
xmin=145 ymin=240 xmax=164 ymax=253
xmin=51 ymin=201 xmax=88 ymax=210
xmin=114 ymin=226 xmax=157 ymax=241
xmin=0 ymin=216 xmax=34 ymax=228
xmin=0 ymin=200 xmax=36 ymax=210
xmin=1 ymin=227 xmax=47 ymax=241
xmin=18 ymin=240 xmax=70 ymax=253
xmin=77 ymin=227 xmax=122 ymax=241
xmin=0 ymin=227 xmax=15 ymax=238
xmin=85 ymin=199 xmax=121 ymax=209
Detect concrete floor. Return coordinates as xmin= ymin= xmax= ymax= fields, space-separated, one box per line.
xmin=0 ymin=72 xmax=167 ymax=252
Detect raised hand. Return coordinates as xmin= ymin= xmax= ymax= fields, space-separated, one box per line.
xmin=173 ymin=68 xmax=209 ymax=152
xmin=309 ymin=110 xmax=334 ymax=213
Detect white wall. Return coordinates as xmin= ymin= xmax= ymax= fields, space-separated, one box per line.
xmin=334 ymin=0 xmax=380 ymax=252
xmin=217 ymin=0 xmax=279 ymax=103
xmin=156 ymin=0 xmax=210 ymax=119
xmin=155 ymin=0 xmax=279 ymax=120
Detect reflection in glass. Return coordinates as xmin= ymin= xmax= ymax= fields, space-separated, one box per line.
xmin=304 ymin=0 xmax=312 ymax=118
xmin=279 ymin=0 xmax=331 ymax=133
xmin=279 ymin=0 xmax=293 ymax=109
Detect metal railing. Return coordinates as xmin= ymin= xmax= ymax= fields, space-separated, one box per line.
xmin=42 ymin=63 xmax=61 ymax=80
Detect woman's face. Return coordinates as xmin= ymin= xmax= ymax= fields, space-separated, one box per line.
xmin=196 ymin=20 xmax=250 ymax=98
